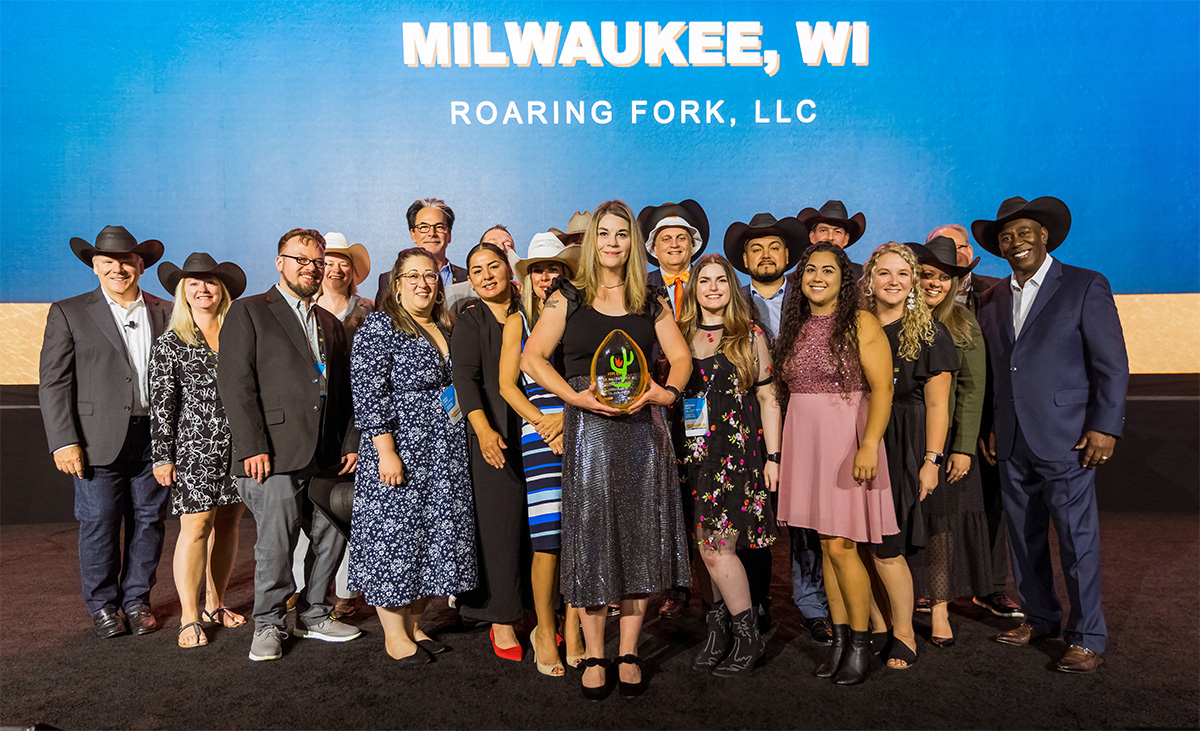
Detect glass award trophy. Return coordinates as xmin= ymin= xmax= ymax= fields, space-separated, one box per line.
xmin=591 ymin=329 xmax=649 ymax=410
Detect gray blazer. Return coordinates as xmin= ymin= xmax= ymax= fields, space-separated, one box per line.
xmin=39 ymin=287 xmax=172 ymax=465
xmin=217 ymin=287 xmax=360 ymax=476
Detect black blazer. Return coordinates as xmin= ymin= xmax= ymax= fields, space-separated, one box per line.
xmin=449 ymin=301 xmax=518 ymax=441
xmin=963 ymin=273 xmax=1001 ymax=315
xmin=39 ymin=287 xmax=172 ymax=465
xmin=375 ymin=263 xmax=468 ymax=306
xmin=217 ymin=286 xmax=360 ymax=475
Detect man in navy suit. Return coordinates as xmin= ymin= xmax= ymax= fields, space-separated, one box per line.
xmin=375 ymin=198 xmax=467 ymax=303
xmin=973 ymin=196 xmax=1128 ymax=673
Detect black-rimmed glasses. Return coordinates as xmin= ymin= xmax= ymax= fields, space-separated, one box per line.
xmin=279 ymin=254 xmax=327 ymax=269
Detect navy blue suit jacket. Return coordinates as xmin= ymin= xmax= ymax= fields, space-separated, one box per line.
xmin=976 ymin=259 xmax=1128 ymax=463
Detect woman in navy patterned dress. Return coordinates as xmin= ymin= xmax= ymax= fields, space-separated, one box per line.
xmin=349 ymin=248 xmax=477 ymax=664
xmin=149 ymin=253 xmax=247 ymax=649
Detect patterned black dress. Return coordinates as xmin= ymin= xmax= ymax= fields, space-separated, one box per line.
xmin=149 ymin=329 xmax=240 ymax=515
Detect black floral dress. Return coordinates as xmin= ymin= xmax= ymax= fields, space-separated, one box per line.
xmin=681 ymin=325 xmax=777 ymax=550
xmin=149 ymin=330 xmax=239 ymax=515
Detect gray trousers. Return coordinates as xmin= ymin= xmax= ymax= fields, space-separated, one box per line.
xmin=237 ymin=464 xmax=345 ymax=630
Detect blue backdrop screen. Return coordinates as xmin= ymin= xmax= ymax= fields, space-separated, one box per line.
xmin=2 ymin=1 xmax=1197 ymax=300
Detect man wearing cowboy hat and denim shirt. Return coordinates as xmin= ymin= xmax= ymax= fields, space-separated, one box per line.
xmin=924 ymin=224 xmax=1021 ymax=621
xmin=39 ymin=225 xmax=173 ymax=638
xmin=218 ymin=228 xmax=362 ymax=661
xmin=973 ymin=196 xmax=1128 ymax=673
xmin=635 ymin=200 xmax=710 ymax=620
xmin=722 ymin=212 xmax=832 ymax=643
xmin=798 ymin=200 xmax=867 ymax=280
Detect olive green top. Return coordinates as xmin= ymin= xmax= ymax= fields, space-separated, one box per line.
xmin=948 ymin=309 xmax=986 ymax=455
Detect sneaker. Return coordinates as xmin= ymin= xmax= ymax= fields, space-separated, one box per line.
xmin=973 ymin=592 xmax=1025 ymax=618
xmin=249 ymin=626 xmax=288 ymax=661
xmin=295 ymin=615 xmax=362 ymax=643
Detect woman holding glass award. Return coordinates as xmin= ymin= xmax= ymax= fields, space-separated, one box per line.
xmin=522 ymin=200 xmax=692 ymax=701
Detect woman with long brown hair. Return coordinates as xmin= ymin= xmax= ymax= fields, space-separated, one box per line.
xmin=676 ymin=253 xmax=781 ymax=677
xmin=522 ymin=200 xmax=692 ymax=700
xmin=348 ymin=247 xmax=476 ymax=665
xmin=773 ymin=242 xmax=895 ymax=684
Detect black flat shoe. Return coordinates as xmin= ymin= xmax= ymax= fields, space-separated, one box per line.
xmin=580 ymin=657 xmax=613 ymax=702
xmin=930 ymin=636 xmax=956 ymax=648
xmin=615 ymin=654 xmax=648 ymax=697
xmin=391 ymin=647 xmax=433 ymax=666
xmin=416 ymin=638 xmax=448 ymax=655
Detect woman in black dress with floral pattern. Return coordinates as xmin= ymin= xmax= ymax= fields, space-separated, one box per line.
xmin=149 ymin=253 xmax=247 ymax=649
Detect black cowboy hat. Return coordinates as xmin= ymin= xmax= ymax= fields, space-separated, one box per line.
xmin=70 ymin=225 xmax=164 ymax=267
xmin=157 ymin=252 xmax=247 ymax=299
xmin=970 ymin=196 xmax=1071 ymax=258
xmin=797 ymin=200 xmax=867 ymax=246
xmin=637 ymin=199 xmax=710 ymax=266
xmin=907 ymin=236 xmax=978 ymax=279
xmin=723 ymin=213 xmax=808 ymax=275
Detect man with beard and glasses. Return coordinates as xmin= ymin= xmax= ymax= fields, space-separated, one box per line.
xmin=218 ymin=228 xmax=362 ymax=662
xmin=722 ymin=213 xmax=833 ymax=644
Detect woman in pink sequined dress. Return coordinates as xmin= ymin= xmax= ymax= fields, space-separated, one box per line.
xmin=773 ymin=243 xmax=896 ymax=685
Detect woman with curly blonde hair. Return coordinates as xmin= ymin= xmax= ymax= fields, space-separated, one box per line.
xmin=859 ymin=242 xmax=959 ymax=670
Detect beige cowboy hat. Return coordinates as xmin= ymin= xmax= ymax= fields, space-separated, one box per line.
xmin=514 ymin=232 xmax=582 ymax=279
xmin=322 ymin=232 xmax=372 ymax=286
xmin=547 ymin=210 xmax=592 ymax=247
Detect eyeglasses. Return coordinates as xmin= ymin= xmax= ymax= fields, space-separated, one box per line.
xmin=279 ymin=254 xmax=327 ymax=269
xmin=400 ymin=272 xmax=440 ymax=285
xmin=413 ymin=223 xmax=448 ymax=235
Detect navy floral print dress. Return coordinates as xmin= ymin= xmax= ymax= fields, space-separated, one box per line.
xmin=347 ymin=312 xmax=477 ymax=607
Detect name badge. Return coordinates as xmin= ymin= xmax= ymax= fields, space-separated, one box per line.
xmin=683 ymin=397 xmax=709 ymax=437
xmin=440 ymin=385 xmax=463 ymax=425
xmin=315 ymin=362 xmax=326 ymax=376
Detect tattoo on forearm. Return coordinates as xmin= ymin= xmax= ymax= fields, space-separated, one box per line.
xmin=544 ymin=298 xmax=559 ymax=309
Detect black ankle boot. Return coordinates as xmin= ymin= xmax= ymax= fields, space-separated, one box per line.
xmin=692 ymin=601 xmax=730 ymax=670
xmin=834 ymin=629 xmax=872 ymax=685
xmin=815 ymin=623 xmax=850 ymax=678
xmin=712 ymin=608 xmax=765 ymax=677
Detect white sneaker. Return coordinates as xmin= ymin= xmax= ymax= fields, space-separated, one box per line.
xmin=248 ymin=626 xmax=287 ymax=661
xmin=295 ymin=615 xmax=362 ymax=643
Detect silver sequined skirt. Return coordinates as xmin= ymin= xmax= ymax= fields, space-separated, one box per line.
xmin=559 ymin=376 xmax=691 ymax=607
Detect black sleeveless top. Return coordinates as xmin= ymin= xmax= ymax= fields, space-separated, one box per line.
xmin=552 ymin=279 xmax=664 ymax=380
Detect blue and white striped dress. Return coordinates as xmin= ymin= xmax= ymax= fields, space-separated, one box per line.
xmin=520 ymin=313 xmax=564 ymax=552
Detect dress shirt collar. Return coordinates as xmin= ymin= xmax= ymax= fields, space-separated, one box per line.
xmin=1010 ymin=254 xmax=1054 ymax=294
xmin=275 ymin=283 xmax=315 ymax=314
xmin=102 ymin=287 xmax=146 ymax=314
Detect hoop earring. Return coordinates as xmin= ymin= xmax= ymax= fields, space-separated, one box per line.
xmin=435 ymin=289 xmax=445 ymax=304
xmin=906 ymin=290 xmax=916 ymax=310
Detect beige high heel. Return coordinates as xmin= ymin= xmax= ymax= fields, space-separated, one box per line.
xmin=530 ymin=627 xmax=565 ymax=677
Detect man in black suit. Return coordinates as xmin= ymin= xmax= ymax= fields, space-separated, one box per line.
xmin=218 ymin=228 xmax=362 ymax=661
xmin=39 ymin=225 xmax=173 ymax=638
xmin=375 ymin=198 xmax=467 ymax=303
xmin=925 ymin=223 xmax=1022 ymax=620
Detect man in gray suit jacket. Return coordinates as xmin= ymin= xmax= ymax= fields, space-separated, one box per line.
xmin=39 ymin=226 xmax=173 ymax=638
xmin=218 ymin=228 xmax=362 ymax=661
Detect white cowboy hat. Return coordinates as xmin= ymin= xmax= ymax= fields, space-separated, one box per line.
xmin=514 ymin=232 xmax=582 ymax=279
xmin=322 ymin=232 xmax=372 ymax=286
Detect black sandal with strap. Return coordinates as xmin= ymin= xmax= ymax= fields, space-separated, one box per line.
xmin=203 ymin=606 xmax=245 ymax=627
xmin=579 ymin=657 xmax=613 ymax=702
xmin=177 ymin=621 xmax=208 ymax=649
xmin=614 ymin=654 xmax=648 ymax=698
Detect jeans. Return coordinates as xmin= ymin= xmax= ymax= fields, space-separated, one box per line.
xmin=789 ymin=526 xmax=829 ymax=619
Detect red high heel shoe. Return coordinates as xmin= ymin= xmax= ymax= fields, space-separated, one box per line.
xmin=490 ymin=626 xmax=523 ymax=661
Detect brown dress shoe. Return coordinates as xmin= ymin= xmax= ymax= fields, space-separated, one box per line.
xmin=126 ymin=606 xmax=159 ymax=635
xmin=993 ymin=622 xmax=1048 ymax=646
xmin=1056 ymin=645 xmax=1104 ymax=673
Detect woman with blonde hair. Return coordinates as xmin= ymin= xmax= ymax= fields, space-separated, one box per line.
xmin=498 ymin=233 xmax=585 ymax=675
xmin=522 ymin=200 xmax=692 ymax=700
xmin=676 ymin=253 xmax=781 ymax=677
xmin=859 ymin=242 xmax=958 ymax=670
xmin=149 ymin=253 xmax=248 ymax=648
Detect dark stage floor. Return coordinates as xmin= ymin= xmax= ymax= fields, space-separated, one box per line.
xmin=1 ymin=513 xmax=1197 ymax=730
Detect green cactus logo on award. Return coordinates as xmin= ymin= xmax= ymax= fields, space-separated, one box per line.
xmin=591 ymin=329 xmax=649 ymax=409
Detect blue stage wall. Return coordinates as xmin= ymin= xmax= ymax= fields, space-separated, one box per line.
xmin=2 ymin=0 xmax=1197 ymax=301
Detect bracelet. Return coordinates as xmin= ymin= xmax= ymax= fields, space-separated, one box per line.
xmin=664 ymin=385 xmax=681 ymax=405
xmin=765 ymin=452 xmax=781 ymax=464
xmin=924 ymin=451 xmax=944 ymax=466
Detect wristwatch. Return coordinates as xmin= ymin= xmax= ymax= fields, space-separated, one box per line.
xmin=765 ymin=452 xmax=781 ymax=464
xmin=924 ymin=451 xmax=944 ymax=466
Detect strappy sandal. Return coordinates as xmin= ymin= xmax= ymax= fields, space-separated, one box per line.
xmin=886 ymin=636 xmax=918 ymax=670
xmin=203 ymin=606 xmax=246 ymax=628
xmin=177 ymin=621 xmax=208 ymax=649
